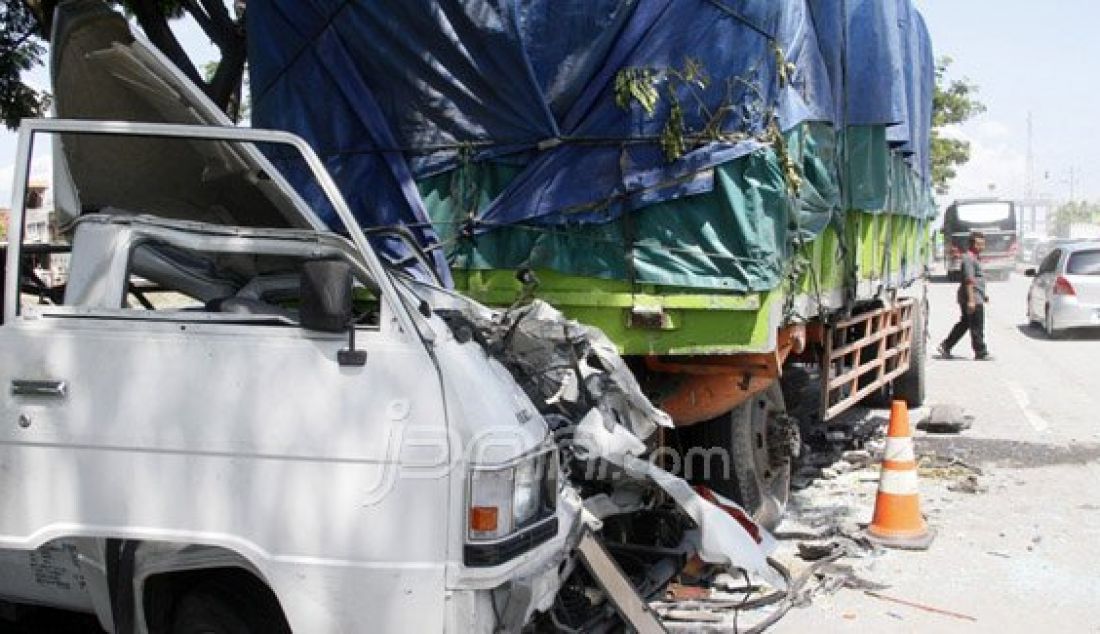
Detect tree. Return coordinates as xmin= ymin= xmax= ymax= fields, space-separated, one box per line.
xmin=1051 ymin=200 xmax=1100 ymax=238
xmin=1 ymin=0 xmax=246 ymax=130
xmin=931 ymin=56 xmax=986 ymax=195
xmin=0 ymin=2 xmax=50 ymax=129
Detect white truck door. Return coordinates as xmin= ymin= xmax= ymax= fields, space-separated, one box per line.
xmin=0 ymin=240 xmax=453 ymax=633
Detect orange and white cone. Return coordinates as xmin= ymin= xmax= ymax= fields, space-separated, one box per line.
xmin=866 ymin=400 xmax=935 ymax=550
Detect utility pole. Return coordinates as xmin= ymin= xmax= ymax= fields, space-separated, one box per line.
xmin=1070 ymin=166 xmax=1076 ymax=203
xmin=1026 ymin=112 xmax=1034 ymax=200
xmin=1024 ymin=112 xmax=1035 ymax=234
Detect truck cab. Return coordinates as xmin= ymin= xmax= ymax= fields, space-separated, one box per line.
xmin=0 ymin=118 xmax=574 ymax=633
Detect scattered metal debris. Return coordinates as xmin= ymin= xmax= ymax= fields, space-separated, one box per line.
xmin=439 ymin=300 xmax=786 ymax=630
xmin=515 ymin=384 xmax=997 ymax=631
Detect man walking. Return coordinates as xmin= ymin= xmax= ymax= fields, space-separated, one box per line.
xmin=939 ymin=231 xmax=992 ymax=360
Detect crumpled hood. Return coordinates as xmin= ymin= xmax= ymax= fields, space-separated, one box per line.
xmin=49 ymin=0 xmax=314 ymax=230
xmin=430 ymin=296 xmax=783 ymax=589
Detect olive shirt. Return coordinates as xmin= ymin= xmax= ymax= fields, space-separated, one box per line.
xmin=956 ymin=250 xmax=988 ymax=305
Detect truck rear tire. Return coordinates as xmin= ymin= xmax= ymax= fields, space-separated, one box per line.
xmin=893 ymin=297 xmax=927 ymax=407
xmin=695 ymin=383 xmax=793 ymax=530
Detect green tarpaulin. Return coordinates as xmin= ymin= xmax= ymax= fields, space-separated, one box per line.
xmin=420 ymin=123 xmax=934 ymax=293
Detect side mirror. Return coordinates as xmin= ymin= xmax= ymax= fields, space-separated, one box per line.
xmin=300 ymin=259 xmax=353 ymax=333
xmin=1024 ymin=268 xmax=1037 ymax=277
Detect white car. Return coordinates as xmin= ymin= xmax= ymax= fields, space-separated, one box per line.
xmin=1026 ymin=241 xmax=1100 ymax=338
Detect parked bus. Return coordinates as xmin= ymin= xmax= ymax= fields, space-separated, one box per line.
xmin=943 ymin=199 xmax=1018 ymax=281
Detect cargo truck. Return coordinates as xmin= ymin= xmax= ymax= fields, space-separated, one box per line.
xmin=248 ymin=0 xmax=937 ymax=528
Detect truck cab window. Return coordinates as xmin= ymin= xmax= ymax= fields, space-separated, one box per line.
xmin=8 ymin=129 xmax=387 ymax=331
xmin=116 ymin=238 xmax=380 ymax=328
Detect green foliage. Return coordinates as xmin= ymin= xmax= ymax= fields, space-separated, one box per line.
xmin=612 ymin=57 xmax=779 ymax=163
xmin=0 ymin=3 xmax=51 ymax=130
xmin=615 ymin=59 xmax=714 ymax=161
xmin=614 ymin=67 xmax=659 ymax=116
xmin=1 ymin=1 xmax=246 ymax=128
xmin=772 ymin=42 xmax=796 ymax=89
xmin=660 ymin=96 xmax=686 ymax=163
xmin=1051 ymin=201 xmax=1100 ymax=238
xmin=930 ymin=134 xmax=971 ymax=196
xmin=931 ymin=56 xmax=986 ymax=195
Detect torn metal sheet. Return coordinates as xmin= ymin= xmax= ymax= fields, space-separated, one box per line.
xmin=575 ymin=410 xmax=786 ymax=591
xmin=440 ymin=299 xmax=672 ymax=440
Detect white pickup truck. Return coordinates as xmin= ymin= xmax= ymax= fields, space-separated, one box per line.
xmin=0 ymin=117 xmax=576 ymax=634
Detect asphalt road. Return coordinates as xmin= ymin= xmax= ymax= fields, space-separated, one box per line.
xmin=778 ymin=269 xmax=1100 ymax=632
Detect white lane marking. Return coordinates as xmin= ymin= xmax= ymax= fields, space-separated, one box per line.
xmin=1007 ymin=382 xmax=1051 ymax=433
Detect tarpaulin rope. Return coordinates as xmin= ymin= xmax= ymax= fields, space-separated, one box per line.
xmin=703 ymin=0 xmax=775 ymax=41
xmin=254 ymin=0 xmax=358 ymax=101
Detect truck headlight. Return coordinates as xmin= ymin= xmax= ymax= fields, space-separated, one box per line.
xmin=513 ymin=456 xmax=540 ymax=527
xmin=467 ymin=449 xmax=557 ymax=542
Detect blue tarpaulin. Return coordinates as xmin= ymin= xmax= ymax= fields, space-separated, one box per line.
xmin=249 ymin=0 xmax=934 ymax=284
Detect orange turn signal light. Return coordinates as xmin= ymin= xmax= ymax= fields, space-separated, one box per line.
xmin=469 ymin=506 xmax=499 ymax=533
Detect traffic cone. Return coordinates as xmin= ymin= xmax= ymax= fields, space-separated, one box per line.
xmin=866 ymin=400 xmax=935 ymax=550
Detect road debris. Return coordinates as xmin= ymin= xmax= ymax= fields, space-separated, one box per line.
xmin=797 ymin=541 xmax=840 ymax=561
xmin=917 ymin=404 xmax=974 ymax=434
xmin=863 ymin=591 xmax=978 ymax=623
xmin=841 ymin=449 xmax=875 ymax=468
xmin=636 ymin=394 xmax=1007 ymax=632
xmin=919 ymin=452 xmax=988 ymax=494
xmin=947 ymin=473 xmax=988 ymax=494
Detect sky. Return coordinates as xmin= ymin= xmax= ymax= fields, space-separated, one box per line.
xmin=3 ymin=1 xmax=1100 ymax=211
xmin=914 ymin=0 xmax=1100 ymax=206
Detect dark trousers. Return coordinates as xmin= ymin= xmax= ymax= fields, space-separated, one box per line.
xmin=943 ymin=303 xmax=987 ymax=356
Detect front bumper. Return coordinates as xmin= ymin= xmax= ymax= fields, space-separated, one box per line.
xmin=1051 ymin=296 xmax=1100 ymax=329
xmin=464 ymin=517 xmax=559 ymax=567
xmin=446 ymin=488 xmax=583 ymax=632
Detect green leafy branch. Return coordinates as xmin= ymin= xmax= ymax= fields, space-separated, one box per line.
xmin=613 ymin=51 xmax=804 ymax=199
xmin=615 ymin=57 xmax=731 ymax=162
xmin=613 ymin=57 xmax=774 ymax=164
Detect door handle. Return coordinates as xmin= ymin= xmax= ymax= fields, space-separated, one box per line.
xmin=11 ymin=380 xmax=68 ymax=399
